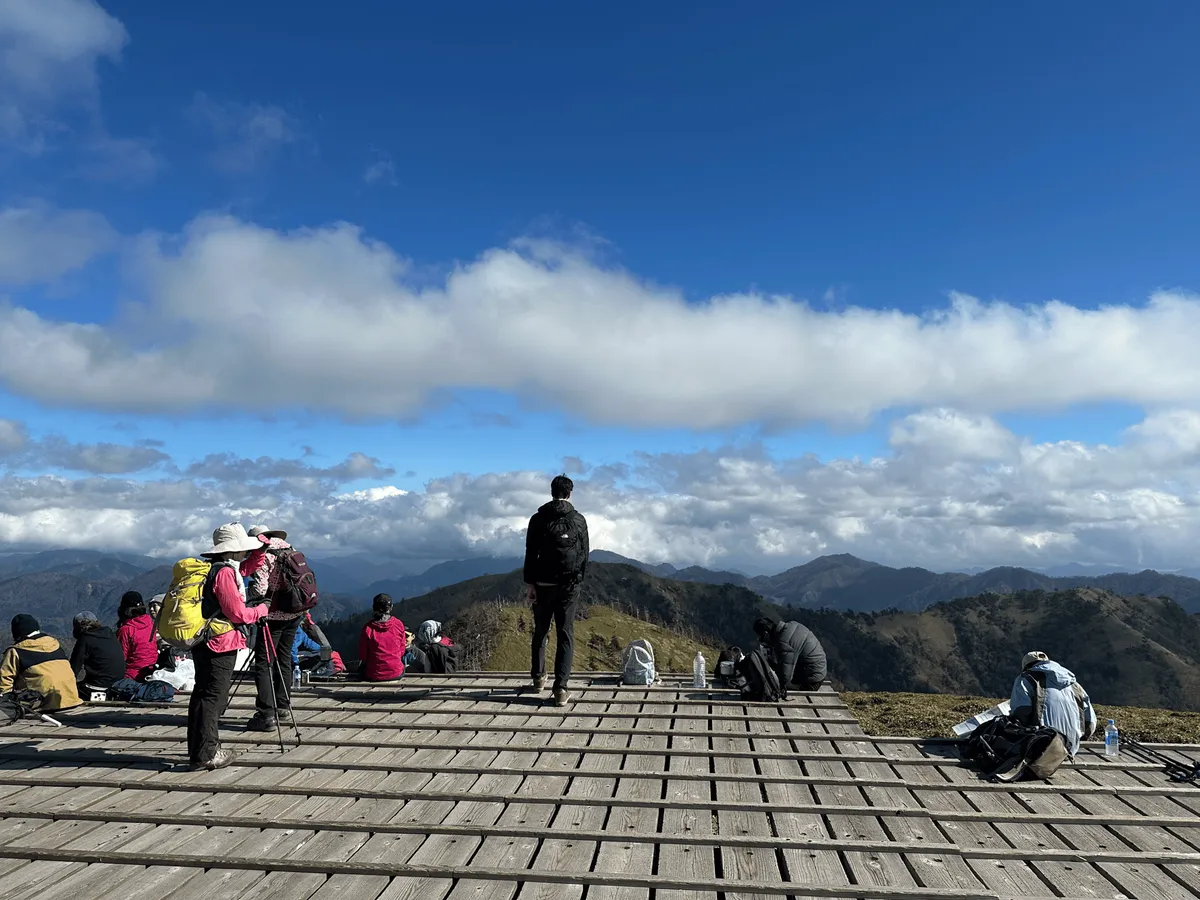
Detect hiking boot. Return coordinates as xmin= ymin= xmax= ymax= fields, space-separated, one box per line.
xmin=532 ymin=676 xmax=545 ymax=693
xmin=552 ymin=688 xmax=571 ymax=708
xmin=245 ymin=712 xmax=277 ymax=732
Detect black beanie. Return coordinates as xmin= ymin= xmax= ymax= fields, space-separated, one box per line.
xmin=11 ymin=614 xmax=39 ymax=642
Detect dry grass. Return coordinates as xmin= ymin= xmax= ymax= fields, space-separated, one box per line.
xmin=843 ymin=691 xmax=1200 ymax=744
xmin=486 ymin=604 xmax=719 ymax=673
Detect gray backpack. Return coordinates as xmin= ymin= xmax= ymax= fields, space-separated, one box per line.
xmin=622 ymin=640 xmax=657 ymax=685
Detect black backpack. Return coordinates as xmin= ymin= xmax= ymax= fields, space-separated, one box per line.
xmin=0 ymin=690 xmax=44 ymax=724
xmin=961 ymin=714 xmax=1069 ymax=782
xmin=538 ymin=511 xmax=586 ymax=583
xmin=734 ymin=648 xmax=783 ymax=702
xmin=426 ymin=642 xmax=459 ymax=674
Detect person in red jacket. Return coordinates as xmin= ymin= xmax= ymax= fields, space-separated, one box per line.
xmin=116 ymin=592 xmax=159 ymax=681
xmin=358 ymin=593 xmax=406 ymax=681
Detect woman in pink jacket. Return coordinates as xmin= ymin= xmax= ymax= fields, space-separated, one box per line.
xmin=188 ymin=523 xmax=270 ymax=771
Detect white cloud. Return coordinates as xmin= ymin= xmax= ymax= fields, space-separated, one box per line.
xmin=188 ymin=92 xmax=300 ymax=174
xmin=0 ymin=201 xmax=117 ymax=284
xmin=3 ymin=409 xmax=1200 ymax=573
xmin=2 ymin=213 xmax=1200 ymax=428
xmin=363 ymin=152 xmax=396 ymax=186
xmin=0 ymin=0 xmax=126 ymax=151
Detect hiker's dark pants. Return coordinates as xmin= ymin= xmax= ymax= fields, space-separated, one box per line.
xmin=188 ymin=645 xmax=236 ymax=764
xmin=531 ymin=582 xmax=580 ymax=692
xmin=254 ymin=617 xmax=300 ymax=714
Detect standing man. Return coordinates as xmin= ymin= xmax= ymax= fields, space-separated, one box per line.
xmin=244 ymin=524 xmax=300 ymax=732
xmin=525 ymin=474 xmax=589 ymax=707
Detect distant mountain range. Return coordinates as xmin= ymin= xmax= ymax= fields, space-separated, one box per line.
xmin=9 ymin=544 xmax=1200 ymax=650
xmin=788 ymin=587 xmax=1200 ymax=711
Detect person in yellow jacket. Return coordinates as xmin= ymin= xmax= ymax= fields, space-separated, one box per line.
xmin=0 ymin=614 xmax=82 ymax=712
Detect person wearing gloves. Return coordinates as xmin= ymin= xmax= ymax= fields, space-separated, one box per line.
xmin=188 ymin=523 xmax=270 ymax=771
xmin=244 ymin=525 xmax=301 ymax=732
xmin=1010 ymin=651 xmax=1098 ymax=758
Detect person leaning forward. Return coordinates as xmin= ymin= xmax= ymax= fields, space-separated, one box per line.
xmin=244 ymin=524 xmax=301 ymax=732
xmin=525 ymin=474 xmax=589 ymax=708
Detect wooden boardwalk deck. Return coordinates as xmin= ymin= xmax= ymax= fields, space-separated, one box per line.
xmin=0 ymin=673 xmax=1197 ymax=899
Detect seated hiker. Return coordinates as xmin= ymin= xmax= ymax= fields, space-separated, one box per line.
xmin=117 ymin=591 xmax=159 ymax=681
xmin=293 ymin=624 xmax=323 ymax=672
xmin=69 ymin=611 xmax=125 ymax=692
xmin=1010 ymin=651 xmax=1098 ymax=758
xmin=0 ymin=615 xmax=82 ymax=712
xmin=752 ymin=617 xmax=827 ymax=700
xmin=358 ymin=594 xmax=406 ymax=681
xmin=300 ymin=612 xmax=336 ymax=676
xmin=407 ymin=619 xmax=458 ymax=674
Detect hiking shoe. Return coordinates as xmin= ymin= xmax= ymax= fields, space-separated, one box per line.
xmin=190 ymin=747 xmax=237 ymax=771
xmin=245 ymin=712 xmax=277 ymax=732
xmin=532 ymin=676 xmax=545 ymax=693
xmin=552 ymin=688 xmax=571 ymax=708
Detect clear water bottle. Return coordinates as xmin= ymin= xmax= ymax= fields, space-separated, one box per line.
xmin=1105 ymin=719 xmax=1119 ymax=757
xmin=292 ymin=666 xmax=301 ymax=690
xmin=693 ymin=652 xmax=706 ymax=688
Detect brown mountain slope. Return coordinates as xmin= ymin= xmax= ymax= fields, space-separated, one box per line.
xmin=321 ymin=561 xmax=778 ymax=661
xmin=789 ymin=588 xmax=1200 ymax=710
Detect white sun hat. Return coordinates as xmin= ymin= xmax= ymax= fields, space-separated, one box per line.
xmin=200 ymin=522 xmax=263 ymax=558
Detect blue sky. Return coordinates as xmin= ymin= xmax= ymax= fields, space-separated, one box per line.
xmin=2 ymin=1 xmax=1200 ymax=571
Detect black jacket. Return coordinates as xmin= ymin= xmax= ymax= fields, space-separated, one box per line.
xmin=523 ymin=500 xmax=589 ymax=585
xmin=766 ymin=621 xmax=827 ymax=689
xmin=69 ymin=626 xmax=126 ymax=688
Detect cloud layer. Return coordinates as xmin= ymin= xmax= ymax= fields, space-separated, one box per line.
xmin=2 ymin=408 xmax=1200 ymax=572
xmin=0 ymin=0 xmax=126 ymax=152
xmin=1 ymin=211 xmax=1199 ymax=429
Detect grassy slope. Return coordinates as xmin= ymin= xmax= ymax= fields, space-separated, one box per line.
xmin=485 ymin=604 xmax=720 ymax=673
xmin=844 ymin=691 xmax=1200 ymax=743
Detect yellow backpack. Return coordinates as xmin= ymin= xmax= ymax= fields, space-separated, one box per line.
xmin=156 ymin=558 xmax=234 ymax=649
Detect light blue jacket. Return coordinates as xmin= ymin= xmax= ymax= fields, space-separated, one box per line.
xmin=1010 ymin=660 xmax=1097 ymax=757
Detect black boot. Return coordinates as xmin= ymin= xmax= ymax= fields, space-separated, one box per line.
xmin=245 ymin=711 xmax=277 ymax=732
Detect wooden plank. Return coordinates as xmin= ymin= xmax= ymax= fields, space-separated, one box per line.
xmin=711 ymin=701 xmax=787 ymax=900
xmin=4 ymin=729 xmax=1156 ymax=761
xmin=658 ymin=696 xmax=716 ymax=900
xmin=589 ymin=719 xmax=662 ymax=900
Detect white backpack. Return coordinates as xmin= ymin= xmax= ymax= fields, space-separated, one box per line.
xmin=622 ymin=639 xmax=657 ymax=685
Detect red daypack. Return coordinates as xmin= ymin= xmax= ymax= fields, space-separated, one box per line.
xmin=269 ymin=548 xmax=319 ymax=613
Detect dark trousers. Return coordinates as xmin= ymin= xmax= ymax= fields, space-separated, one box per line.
xmin=254 ymin=617 xmax=300 ymax=714
xmin=531 ymin=583 xmax=580 ymax=692
xmin=188 ymin=644 xmax=236 ymax=764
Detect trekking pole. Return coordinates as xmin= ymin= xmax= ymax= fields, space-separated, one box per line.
xmin=1124 ymin=739 xmax=1200 ymax=784
xmin=272 ymin=646 xmax=303 ymax=747
xmin=260 ymin=622 xmax=290 ymax=753
xmin=222 ymin=644 xmax=254 ymax=716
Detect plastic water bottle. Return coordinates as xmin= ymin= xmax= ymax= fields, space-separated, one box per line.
xmin=1105 ymin=719 xmax=1119 ymax=757
xmin=693 ymin=652 xmax=706 ymax=689
xmin=292 ymin=666 xmax=301 ymax=690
